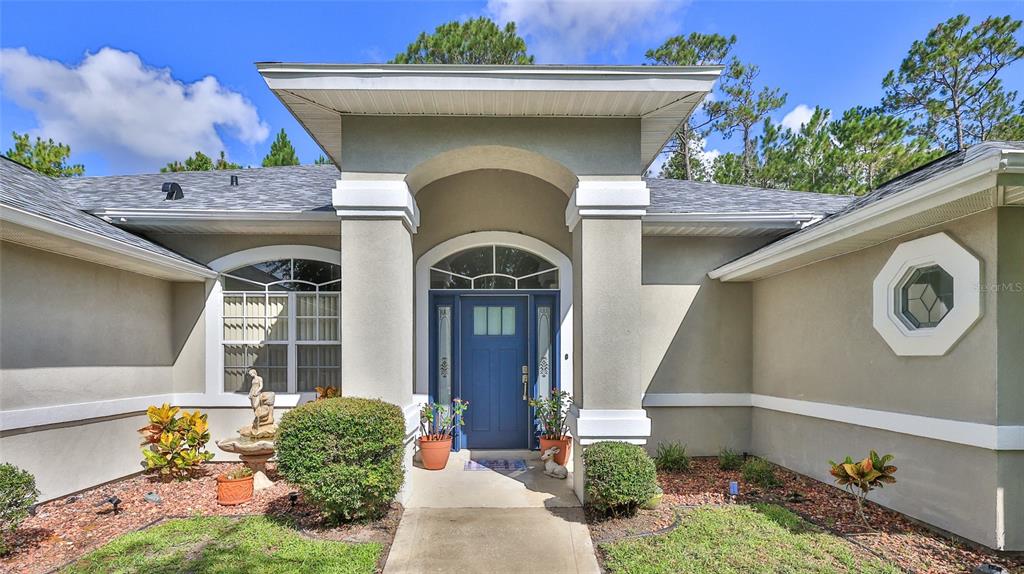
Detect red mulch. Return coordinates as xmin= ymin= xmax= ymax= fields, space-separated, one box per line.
xmin=0 ymin=462 xmax=401 ymax=574
xmin=656 ymin=457 xmax=1024 ymax=574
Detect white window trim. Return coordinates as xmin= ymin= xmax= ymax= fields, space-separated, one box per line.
xmin=872 ymin=232 xmax=983 ymax=356
xmin=415 ymin=231 xmax=573 ymax=396
xmin=205 ymin=246 xmax=342 ymax=398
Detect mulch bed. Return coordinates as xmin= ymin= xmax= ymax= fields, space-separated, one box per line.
xmin=589 ymin=457 xmax=1024 ymax=574
xmin=1 ymin=462 xmax=402 ymax=574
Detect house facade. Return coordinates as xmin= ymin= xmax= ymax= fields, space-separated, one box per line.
xmin=1 ymin=64 xmax=1022 ymax=552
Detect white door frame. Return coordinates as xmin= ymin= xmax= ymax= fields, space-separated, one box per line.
xmin=415 ymin=231 xmax=573 ymax=397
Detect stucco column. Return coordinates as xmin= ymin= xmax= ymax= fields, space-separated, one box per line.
xmin=334 ymin=176 xmax=419 ymax=407
xmin=565 ymin=179 xmax=652 ymax=499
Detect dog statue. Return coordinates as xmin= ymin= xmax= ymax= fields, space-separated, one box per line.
xmin=541 ymin=446 xmax=568 ymax=479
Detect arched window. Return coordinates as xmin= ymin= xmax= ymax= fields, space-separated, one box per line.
xmin=221 ymin=259 xmax=340 ymax=394
xmin=429 ymin=245 xmax=558 ymax=290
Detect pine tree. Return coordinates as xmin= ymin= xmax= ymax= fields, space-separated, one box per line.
xmin=882 ymin=14 xmax=1024 ymax=150
xmin=214 ymin=150 xmax=242 ymax=170
xmin=391 ymin=17 xmax=533 ymax=65
xmin=314 ymin=155 xmax=332 ymax=165
xmin=5 ymin=132 xmax=84 ymax=177
xmin=261 ymin=129 xmax=300 ymax=167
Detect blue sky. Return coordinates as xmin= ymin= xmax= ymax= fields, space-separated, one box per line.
xmin=2 ymin=1 xmax=1021 ymax=175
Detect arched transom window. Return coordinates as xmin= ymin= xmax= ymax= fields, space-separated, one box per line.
xmin=221 ymin=259 xmax=340 ymax=394
xmin=430 ymin=245 xmax=559 ymax=290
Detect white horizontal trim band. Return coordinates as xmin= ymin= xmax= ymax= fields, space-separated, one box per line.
xmin=642 ymin=392 xmax=1024 ymax=450
xmin=0 ymin=393 xmax=306 ymax=432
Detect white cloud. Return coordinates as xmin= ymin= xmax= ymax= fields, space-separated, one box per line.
xmin=0 ymin=47 xmax=269 ymax=172
xmin=780 ymin=104 xmax=815 ymax=132
xmin=487 ymin=0 xmax=687 ymax=63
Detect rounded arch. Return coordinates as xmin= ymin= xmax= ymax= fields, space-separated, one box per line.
xmin=415 ymin=231 xmax=573 ymax=396
xmin=405 ymin=145 xmax=578 ymax=196
xmin=208 ymin=245 xmax=341 ymax=272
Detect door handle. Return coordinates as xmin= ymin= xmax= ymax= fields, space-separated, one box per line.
xmin=522 ymin=371 xmax=529 ymax=400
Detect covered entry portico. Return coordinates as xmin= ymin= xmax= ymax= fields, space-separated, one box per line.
xmin=257 ymin=62 xmax=720 ymax=499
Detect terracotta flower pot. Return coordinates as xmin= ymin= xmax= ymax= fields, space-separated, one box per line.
xmin=419 ymin=436 xmax=453 ymax=470
xmin=216 ymin=473 xmax=254 ymax=506
xmin=539 ymin=436 xmax=572 ymax=466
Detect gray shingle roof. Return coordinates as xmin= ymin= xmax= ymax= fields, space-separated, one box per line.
xmin=820 ymin=140 xmax=1024 ymax=222
xmin=62 ymin=164 xmax=340 ymax=211
xmin=59 ymin=161 xmax=853 ymax=217
xmin=646 ymin=178 xmax=854 ymax=215
xmin=0 ymin=157 xmax=206 ymax=266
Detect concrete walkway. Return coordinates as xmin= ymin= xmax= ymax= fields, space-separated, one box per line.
xmin=384 ymin=449 xmax=601 ymax=574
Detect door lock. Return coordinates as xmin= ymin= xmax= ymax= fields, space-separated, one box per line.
xmin=522 ymin=365 xmax=529 ymax=400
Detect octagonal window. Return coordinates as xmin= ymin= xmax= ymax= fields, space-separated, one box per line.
xmin=899 ymin=265 xmax=954 ymax=329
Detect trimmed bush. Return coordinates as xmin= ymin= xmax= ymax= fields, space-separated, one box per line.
xmin=654 ymin=442 xmax=690 ymax=472
xmin=718 ymin=447 xmax=743 ymax=471
xmin=584 ymin=441 xmax=659 ymax=517
xmin=0 ymin=463 xmax=38 ymax=555
xmin=742 ymin=457 xmax=781 ymax=488
xmin=276 ymin=397 xmax=405 ymax=522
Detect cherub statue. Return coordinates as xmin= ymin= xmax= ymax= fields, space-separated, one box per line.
xmin=240 ymin=369 xmax=277 ymax=439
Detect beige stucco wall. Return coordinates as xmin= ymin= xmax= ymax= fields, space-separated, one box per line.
xmin=647 ymin=407 xmax=751 ymax=455
xmin=572 ymin=218 xmax=643 ymax=409
xmin=641 ymin=236 xmax=767 ymax=395
xmin=640 ymin=235 xmax=769 ymax=454
xmin=752 ymin=209 xmax=999 ymax=423
xmin=341 ymin=116 xmax=641 ymax=177
xmin=1 ymin=242 xmax=176 ymax=410
xmin=997 ymin=208 xmax=1024 ymax=426
xmin=413 ymin=169 xmax=571 ymax=260
xmin=752 ymin=408 xmax=1000 ymax=548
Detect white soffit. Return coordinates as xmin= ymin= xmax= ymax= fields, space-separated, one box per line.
xmin=257 ymin=63 xmax=721 ymax=170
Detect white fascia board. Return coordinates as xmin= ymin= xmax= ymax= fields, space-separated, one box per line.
xmin=0 ymin=204 xmax=216 ymax=280
xmin=258 ymin=63 xmax=722 ymax=95
xmin=708 ymin=152 xmax=1004 ymax=282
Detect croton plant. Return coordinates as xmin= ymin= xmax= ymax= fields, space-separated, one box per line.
xmin=138 ymin=403 xmax=214 ymax=481
xmin=829 ymin=450 xmax=898 ymax=528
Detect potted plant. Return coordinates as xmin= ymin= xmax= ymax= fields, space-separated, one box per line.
xmin=418 ymin=399 xmax=469 ymax=470
xmin=216 ymin=465 xmax=254 ymax=505
xmin=530 ymin=390 xmax=572 ymax=466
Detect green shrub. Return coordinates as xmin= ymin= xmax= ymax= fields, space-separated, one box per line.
xmin=276 ymin=397 xmax=405 ymax=522
xmin=654 ymin=442 xmax=690 ymax=472
xmin=0 ymin=463 xmax=38 ymax=556
xmin=584 ymin=442 xmax=659 ymax=517
xmin=742 ymin=457 xmax=781 ymax=488
xmin=718 ymin=447 xmax=743 ymax=471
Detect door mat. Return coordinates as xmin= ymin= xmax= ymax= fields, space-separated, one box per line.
xmin=464 ymin=459 xmax=528 ymax=472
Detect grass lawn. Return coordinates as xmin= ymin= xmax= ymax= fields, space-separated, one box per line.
xmin=600 ymin=504 xmax=901 ymax=574
xmin=61 ymin=515 xmax=381 ymax=574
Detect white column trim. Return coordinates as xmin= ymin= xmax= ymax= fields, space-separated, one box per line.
xmin=333 ymin=178 xmax=420 ymax=233
xmin=567 ymin=406 xmax=651 ymax=445
xmin=414 ymin=231 xmax=573 ymax=397
xmin=640 ymin=392 xmax=1024 ymax=450
xmin=565 ymin=179 xmax=651 ymax=231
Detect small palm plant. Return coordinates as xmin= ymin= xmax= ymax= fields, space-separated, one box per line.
xmin=419 ymin=398 xmax=469 ymax=440
xmin=829 ymin=450 xmax=898 ymax=529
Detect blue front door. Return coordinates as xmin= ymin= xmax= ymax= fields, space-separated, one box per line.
xmin=460 ymin=297 xmax=529 ymax=449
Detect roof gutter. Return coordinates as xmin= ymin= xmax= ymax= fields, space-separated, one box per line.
xmin=90 ymin=208 xmax=338 ymax=224
xmin=644 ymin=211 xmax=822 ymax=228
xmin=0 ymin=205 xmax=216 ymax=280
xmin=708 ymin=147 xmax=1013 ymax=282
